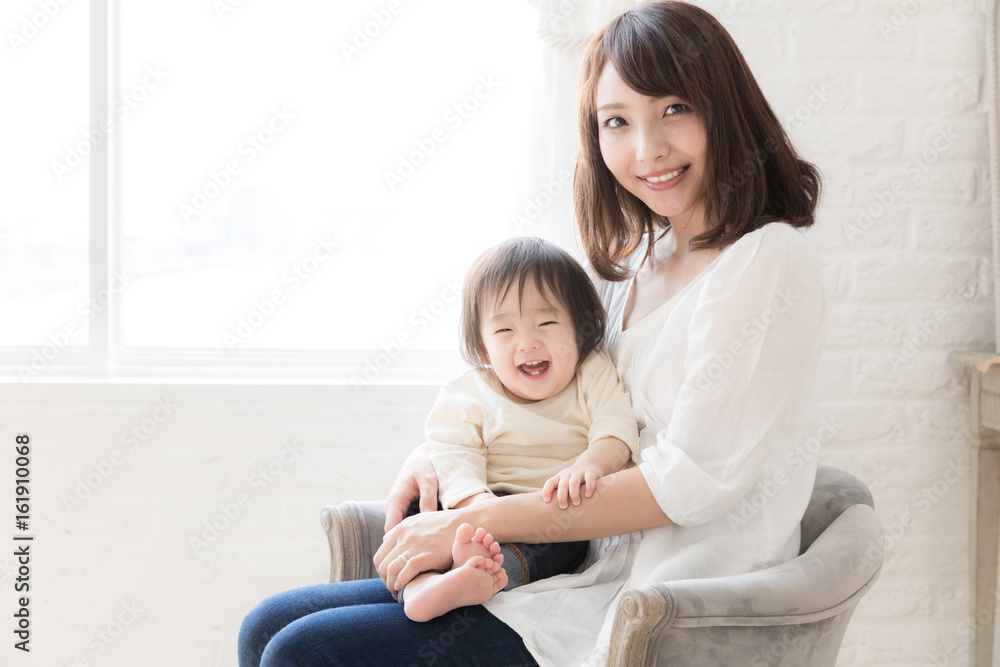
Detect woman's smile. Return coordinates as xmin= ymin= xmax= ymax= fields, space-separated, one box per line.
xmin=639 ymin=165 xmax=691 ymax=189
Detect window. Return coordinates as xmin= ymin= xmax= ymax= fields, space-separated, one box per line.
xmin=2 ymin=0 xmax=90 ymax=352
xmin=4 ymin=1 xmax=546 ymax=381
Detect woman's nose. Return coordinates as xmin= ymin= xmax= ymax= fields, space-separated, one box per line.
xmin=636 ymin=126 xmax=668 ymax=164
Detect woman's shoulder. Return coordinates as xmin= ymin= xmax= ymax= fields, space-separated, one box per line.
xmin=693 ymin=222 xmax=826 ymax=311
xmin=720 ymin=221 xmax=822 ymax=276
xmin=735 ymin=220 xmax=815 ymax=252
xmin=585 ymin=235 xmax=650 ymax=302
xmin=585 ymin=257 xmax=625 ymax=312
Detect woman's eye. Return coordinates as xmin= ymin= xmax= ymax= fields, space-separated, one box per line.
xmin=665 ymin=103 xmax=689 ymax=116
xmin=601 ymin=116 xmax=626 ymax=129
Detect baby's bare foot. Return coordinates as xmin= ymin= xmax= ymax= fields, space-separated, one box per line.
xmin=452 ymin=523 xmax=502 ymax=568
xmin=403 ymin=556 xmax=509 ymax=622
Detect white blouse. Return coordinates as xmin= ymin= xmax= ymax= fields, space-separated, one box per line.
xmin=483 ymin=222 xmax=827 ymax=666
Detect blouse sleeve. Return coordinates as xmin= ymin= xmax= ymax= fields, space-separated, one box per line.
xmin=638 ymin=225 xmax=827 ymax=526
xmin=425 ymin=380 xmax=493 ymax=510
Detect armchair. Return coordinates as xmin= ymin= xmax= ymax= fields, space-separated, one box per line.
xmin=320 ymin=464 xmax=882 ymax=666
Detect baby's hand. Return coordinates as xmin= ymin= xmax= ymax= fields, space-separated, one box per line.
xmin=541 ymin=464 xmax=604 ymax=509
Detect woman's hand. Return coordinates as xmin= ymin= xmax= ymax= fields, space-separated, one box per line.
xmin=373 ymin=505 xmax=471 ymax=593
xmin=384 ymin=443 xmax=439 ymax=532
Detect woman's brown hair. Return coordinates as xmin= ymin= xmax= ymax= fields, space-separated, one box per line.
xmin=460 ymin=237 xmax=606 ymax=370
xmin=575 ymin=0 xmax=821 ymax=281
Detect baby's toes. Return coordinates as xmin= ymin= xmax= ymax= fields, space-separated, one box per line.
xmin=455 ymin=523 xmax=475 ymax=544
xmin=474 ymin=527 xmax=488 ymax=544
xmin=482 ymin=533 xmax=496 ymax=550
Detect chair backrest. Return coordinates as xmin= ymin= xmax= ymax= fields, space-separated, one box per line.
xmin=799 ymin=464 xmax=875 ymax=554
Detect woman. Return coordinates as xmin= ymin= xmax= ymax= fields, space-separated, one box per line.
xmin=240 ymin=2 xmax=825 ymax=665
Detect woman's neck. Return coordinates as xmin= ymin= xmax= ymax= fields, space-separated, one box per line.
xmin=650 ymin=224 xmax=705 ymax=270
xmin=663 ymin=209 xmax=708 ymax=259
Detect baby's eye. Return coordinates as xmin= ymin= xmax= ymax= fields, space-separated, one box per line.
xmin=494 ymin=328 xmax=512 ymax=334
xmin=601 ymin=116 xmax=627 ymax=130
xmin=539 ymin=321 xmax=557 ymax=327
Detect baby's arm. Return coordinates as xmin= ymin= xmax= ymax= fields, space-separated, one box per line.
xmin=541 ymin=436 xmax=631 ymax=509
xmin=451 ymin=491 xmax=496 ymax=509
xmin=541 ymin=350 xmax=640 ymax=509
xmin=424 ymin=380 xmax=494 ymax=511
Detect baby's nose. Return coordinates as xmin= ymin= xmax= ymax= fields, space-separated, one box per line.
xmin=517 ymin=337 xmax=541 ymax=351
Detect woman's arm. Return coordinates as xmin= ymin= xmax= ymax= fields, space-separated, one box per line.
xmin=474 ymin=465 xmax=669 ymax=541
xmin=374 ymin=465 xmax=672 ymax=592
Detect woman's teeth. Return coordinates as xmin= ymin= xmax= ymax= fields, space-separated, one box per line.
xmin=644 ymin=166 xmax=689 ymax=183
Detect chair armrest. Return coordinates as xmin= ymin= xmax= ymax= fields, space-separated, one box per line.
xmin=320 ymin=500 xmax=387 ymax=582
xmin=608 ymin=505 xmax=883 ymax=664
xmin=665 ymin=504 xmax=883 ymax=625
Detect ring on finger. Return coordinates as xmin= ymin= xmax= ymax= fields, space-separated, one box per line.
xmin=397 ymin=555 xmax=408 ymax=565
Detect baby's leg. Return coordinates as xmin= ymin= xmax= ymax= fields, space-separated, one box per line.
xmin=499 ymin=539 xmax=589 ymax=591
xmin=401 ymin=525 xmax=508 ymax=623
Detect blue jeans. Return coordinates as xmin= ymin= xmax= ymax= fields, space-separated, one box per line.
xmin=499 ymin=539 xmax=588 ymax=590
xmin=238 ymin=578 xmax=539 ymax=667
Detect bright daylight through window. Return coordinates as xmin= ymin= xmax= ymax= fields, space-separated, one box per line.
xmin=3 ymin=0 xmax=542 ymax=379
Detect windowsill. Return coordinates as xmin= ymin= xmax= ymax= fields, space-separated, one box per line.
xmin=0 ymin=349 xmax=467 ymax=403
xmin=0 ymin=375 xmax=445 ymax=405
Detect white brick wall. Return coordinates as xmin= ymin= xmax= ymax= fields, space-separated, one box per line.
xmin=0 ymin=1 xmax=995 ymax=666
xmin=721 ymin=1 xmax=992 ymax=665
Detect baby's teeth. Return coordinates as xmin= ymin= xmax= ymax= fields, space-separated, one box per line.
xmin=521 ymin=361 xmax=544 ymax=375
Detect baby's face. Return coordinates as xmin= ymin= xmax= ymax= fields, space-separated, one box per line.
xmin=479 ymin=281 xmax=579 ymax=404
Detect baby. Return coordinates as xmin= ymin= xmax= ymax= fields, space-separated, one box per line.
xmin=397 ymin=236 xmax=639 ymax=622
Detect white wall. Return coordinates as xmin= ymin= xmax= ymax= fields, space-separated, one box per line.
xmin=0 ymin=383 xmax=440 ymax=667
xmin=722 ymin=1 xmax=992 ymax=665
xmin=0 ymin=1 xmax=995 ymax=666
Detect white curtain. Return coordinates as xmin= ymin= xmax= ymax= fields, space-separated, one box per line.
xmin=520 ymin=0 xmax=647 ymax=257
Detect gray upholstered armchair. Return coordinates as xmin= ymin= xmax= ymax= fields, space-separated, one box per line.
xmin=320 ymin=464 xmax=882 ymax=666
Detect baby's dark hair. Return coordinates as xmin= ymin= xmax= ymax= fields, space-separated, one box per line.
xmin=460 ymin=237 xmax=607 ymax=369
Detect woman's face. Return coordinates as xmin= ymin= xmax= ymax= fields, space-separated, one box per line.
xmin=595 ymin=63 xmax=708 ymax=231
